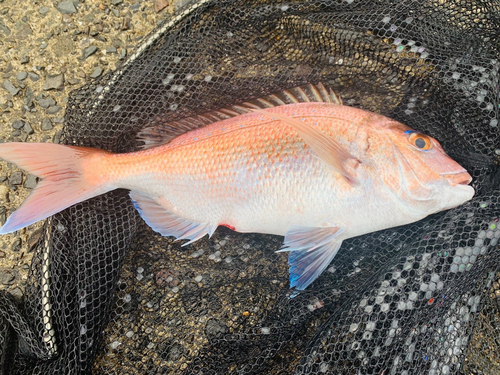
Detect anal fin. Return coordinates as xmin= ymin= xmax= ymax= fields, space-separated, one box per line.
xmin=130 ymin=191 xmax=216 ymax=246
xmin=280 ymin=226 xmax=344 ymax=290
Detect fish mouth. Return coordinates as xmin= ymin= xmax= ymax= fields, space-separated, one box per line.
xmin=441 ymin=171 xmax=472 ymax=186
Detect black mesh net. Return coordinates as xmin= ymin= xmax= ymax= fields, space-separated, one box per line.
xmin=1 ymin=0 xmax=499 ymax=374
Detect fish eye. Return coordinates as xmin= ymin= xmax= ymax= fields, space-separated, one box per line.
xmin=406 ymin=131 xmax=432 ymax=151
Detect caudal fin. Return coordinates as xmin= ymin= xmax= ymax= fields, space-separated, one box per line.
xmin=0 ymin=142 xmax=112 ymax=234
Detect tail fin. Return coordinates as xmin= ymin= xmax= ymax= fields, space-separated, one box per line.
xmin=0 ymin=142 xmax=112 ymax=234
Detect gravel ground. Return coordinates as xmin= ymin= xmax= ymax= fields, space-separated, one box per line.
xmin=0 ymin=0 xmax=184 ymax=299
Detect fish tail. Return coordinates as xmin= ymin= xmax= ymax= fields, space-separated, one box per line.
xmin=0 ymin=142 xmax=113 ymax=234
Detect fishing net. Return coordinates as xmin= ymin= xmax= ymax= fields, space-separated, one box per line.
xmin=1 ymin=0 xmax=499 ymax=374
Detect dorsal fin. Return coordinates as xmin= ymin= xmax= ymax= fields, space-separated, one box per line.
xmin=137 ymin=83 xmax=342 ymax=149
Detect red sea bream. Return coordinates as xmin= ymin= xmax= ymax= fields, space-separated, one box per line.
xmin=0 ymin=84 xmax=474 ymax=290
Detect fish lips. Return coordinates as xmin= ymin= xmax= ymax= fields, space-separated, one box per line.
xmin=441 ymin=170 xmax=472 ymax=186
xmin=440 ymin=170 xmax=475 ymax=201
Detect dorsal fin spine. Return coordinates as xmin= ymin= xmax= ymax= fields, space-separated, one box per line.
xmin=138 ymin=83 xmax=343 ymax=149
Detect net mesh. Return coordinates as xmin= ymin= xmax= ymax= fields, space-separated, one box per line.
xmin=1 ymin=0 xmax=499 ymax=374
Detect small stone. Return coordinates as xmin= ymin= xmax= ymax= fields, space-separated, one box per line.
xmin=205 ymin=319 xmax=228 ymax=337
xmin=0 ymin=185 xmax=8 ymax=202
xmin=43 ymin=74 xmax=64 ymax=91
xmin=90 ymin=67 xmax=103 ymax=78
xmin=24 ymin=87 xmax=34 ymax=107
xmin=107 ymin=46 xmax=117 ymax=54
xmin=12 ymin=120 xmax=25 ymax=129
xmin=0 ymin=269 xmax=15 ymax=285
xmin=28 ymin=72 xmax=40 ymax=81
xmin=0 ymin=250 xmax=5 ymax=258
xmin=81 ymin=45 xmax=98 ymax=60
xmin=0 ymin=21 xmax=11 ymax=36
xmin=130 ymin=2 xmax=141 ymax=11
xmin=37 ymin=97 xmax=56 ymax=109
xmin=21 ymin=55 xmax=30 ymax=64
xmin=11 ymin=238 xmax=21 ymax=252
xmin=121 ymin=17 xmax=131 ymax=30
xmin=17 ymin=72 xmax=28 ymax=81
xmin=47 ymin=105 xmax=62 ymax=114
xmin=15 ymin=24 xmax=32 ymax=40
xmin=23 ymin=122 xmax=34 ymax=135
xmin=24 ymin=174 xmax=37 ymax=189
xmin=10 ymin=288 xmax=24 ymax=301
xmin=41 ymin=118 xmax=53 ymax=130
xmin=111 ymin=0 xmax=123 ymax=4
xmin=119 ymin=48 xmax=126 ymax=60
xmin=39 ymin=6 xmax=50 ymax=15
xmin=9 ymin=171 xmax=23 ymax=186
xmin=66 ymin=77 xmax=81 ymax=85
xmin=3 ymin=80 xmax=19 ymax=96
xmin=40 ymin=42 xmax=48 ymax=49
xmin=56 ymin=0 xmax=77 ymax=14
xmin=155 ymin=0 xmax=169 ymax=12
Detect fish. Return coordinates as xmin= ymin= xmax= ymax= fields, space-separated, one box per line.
xmin=0 ymin=84 xmax=474 ymax=290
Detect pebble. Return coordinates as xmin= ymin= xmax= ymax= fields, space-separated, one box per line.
xmin=205 ymin=319 xmax=228 ymax=336
xmin=119 ymin=48 xmax=126 ymax=60
xmin=0 ymin=250 xmax=5 ymax=258
xmin=107 ymin=46 xmax=117 ymax=54
xmin=28 ymin=72 xmax=40 ymax=81
xmin=66 ymin=77 xmax=81 ymax=85
xmin=3 ymin=80 xmax=19 ymax=96
xmin=10 ymin=287 xmax=24 ymax=301
xmin=17 ymin=72 xmax=28 ymax=81
xmin=21 ymin=55 xmax=30 ymax=64
xmin=24 ymin=174 xmax=37 ymax=189
xmin=23 ymin=122 xmax=34 ymax=135
xmin=0 ymin=185 xmax=8 ymax=202
xmin=39 ymin=6 xmax=50 ymax=15
xmin=130 ymin=3 xmax=141 ymax=11
xmin=9 ymin=171 xmax=23 ymax=186
xmin=0 ymin=269 xmax=15 ymax=285
xmin=47 ymin=105 xmax=62 ymax=114
xmin=111 ymin=0 xmax=123 ymax=5
xmin=155 ymin=0 xmax=169 ymax=12
xmin=12 ymin=120 xmax=25 ymax=129
xmin=24 ymin=87 xmax=34 ymax=107
xmin=56 ymin=0 xmax=77 ymax=14
xmin=37 ymin=97 xmax=56 ymax=109
xmin=11 ymin=238 xmax=21 ymax=252
xmin=0 ymin=22 xmax=11 ymax=36
xmin=41 ymin=118 xmax=53 ymax=130
xmin=81 ymin=45 xmax=98 ymax=60
xmin=90 ymin=67 xmax=103 ymax=78
xmin=43 ymin=74 xmax=64 ymax=90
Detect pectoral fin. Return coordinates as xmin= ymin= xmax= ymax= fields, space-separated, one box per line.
xmin=253 ymin=109 xmax=359 ymax=185
xmin=130 ymin=191 xmax=216 ymax=246
xmin=279 ymin=226 xmax=344 ymax=290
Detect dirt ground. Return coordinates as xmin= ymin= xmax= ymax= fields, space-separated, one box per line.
xmin=0 ymin=0 xmax=184 ymax=299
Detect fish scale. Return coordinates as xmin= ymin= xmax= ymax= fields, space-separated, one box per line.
xmin=0 ymin=84 xmax=474 ymax=290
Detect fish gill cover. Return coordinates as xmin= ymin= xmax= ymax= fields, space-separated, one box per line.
xmin=0 ymin=0 xmax=499 ymax=374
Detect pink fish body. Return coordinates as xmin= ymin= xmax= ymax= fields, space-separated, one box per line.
xmin=0 ymin=85 xmax=474 ymax=290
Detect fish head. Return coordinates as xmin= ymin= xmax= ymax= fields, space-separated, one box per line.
xmin=372 ymin=121 xmax=475 ymax=214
